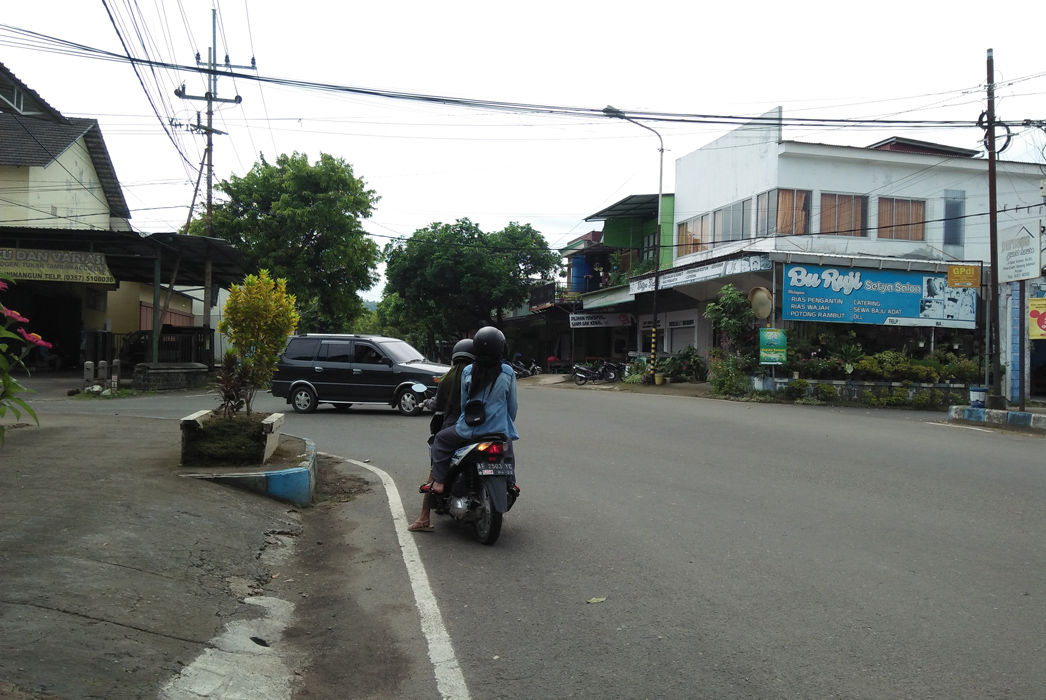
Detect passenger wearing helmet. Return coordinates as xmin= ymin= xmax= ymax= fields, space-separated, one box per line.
xmin=409 ymin=338 xmax=475 ymax=532
xmin=431 ymin=338 xmax=475 ymax=432
xmin=425 ymin=325 xmax=519 ymax=495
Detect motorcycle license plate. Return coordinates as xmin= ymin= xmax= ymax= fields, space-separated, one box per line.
xmin=477 ymin=461 xmax=513 ymax=476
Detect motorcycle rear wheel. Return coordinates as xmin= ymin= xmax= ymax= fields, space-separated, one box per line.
xmin=474 ymin=486 xmax=503 ymax=545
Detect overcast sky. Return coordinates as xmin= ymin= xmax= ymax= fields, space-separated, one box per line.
xmin=3 ymin=1 xmax=1045 ymax=299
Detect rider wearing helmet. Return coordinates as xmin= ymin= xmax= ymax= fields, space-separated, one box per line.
xmin=409 ymin=337 xmax=477 ymax=533
xmin=425 ymin=325 xmax=519 ymax=495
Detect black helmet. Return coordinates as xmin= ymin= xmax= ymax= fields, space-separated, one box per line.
xmin=451 ymin=338 xmax=475 ymax=363
xmin=472 ymin=326 xmax=505 ymax=360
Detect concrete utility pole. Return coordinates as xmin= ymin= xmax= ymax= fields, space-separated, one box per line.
xmin=173 ymin=9 xmax=250 ymax=336
xmin=985 ymin=49 xmax=1005 ymax=409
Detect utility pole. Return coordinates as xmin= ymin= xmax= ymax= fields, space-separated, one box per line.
xmin=985 ymin=49 xmax=1005 ymax=409
xmin=173 ymin=9 xmax=250 ymax=339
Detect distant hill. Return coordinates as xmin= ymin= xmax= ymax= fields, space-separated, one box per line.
xmin=363 ymin=300 xmax=378 ymax=312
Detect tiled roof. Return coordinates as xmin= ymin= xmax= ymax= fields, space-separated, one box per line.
xmin=0 ymin=113 xmax=90 ymax=166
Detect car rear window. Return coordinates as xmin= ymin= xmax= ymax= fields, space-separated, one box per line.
xmin=284 ymin=337 xmax=320 ymax=361
xmin=319 ymin=341 xmax=352 ymax=363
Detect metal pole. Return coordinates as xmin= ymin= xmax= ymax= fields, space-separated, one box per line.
xmin=603 ymin=106 xmax=664 ymax=380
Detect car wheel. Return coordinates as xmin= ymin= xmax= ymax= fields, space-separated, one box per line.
xmin=397 ymin=389 xmax=423 ymax=416
xmin=291 ymin=386 xmax=318 ymax=414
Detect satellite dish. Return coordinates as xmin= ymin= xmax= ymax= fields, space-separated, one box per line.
xmin=748 ymin=287 xmax=773 ymax=319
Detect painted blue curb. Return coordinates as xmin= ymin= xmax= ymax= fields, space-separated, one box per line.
xmin=263 ymin=437 xmax=315 ymax=506
xmin=181 ymin=435 xmax=316 ymax=506
xmin=947 ymin=405 xmax=1046 ymax=435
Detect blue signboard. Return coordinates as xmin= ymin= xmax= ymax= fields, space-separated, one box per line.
xmin=783 ymin=264 xmax=977 ymax=329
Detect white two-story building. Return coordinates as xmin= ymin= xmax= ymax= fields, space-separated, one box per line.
xmin=624 ymin=108 xmax=1044 ymax=399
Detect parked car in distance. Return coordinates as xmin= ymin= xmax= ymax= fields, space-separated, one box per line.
xmin=271 ymin=334 xmax=449 ymax=415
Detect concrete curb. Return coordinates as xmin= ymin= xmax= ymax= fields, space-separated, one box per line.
xmin=947 ymin=405 xmax=1046 ymax=434
xmin=180 ymin=434 xmax=317 ymax=506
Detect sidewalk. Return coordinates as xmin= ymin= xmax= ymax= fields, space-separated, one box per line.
xmin=525 ymin=371 xmax=1046 ymax=434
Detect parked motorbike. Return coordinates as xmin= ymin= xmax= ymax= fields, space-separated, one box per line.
xmin=509 ymin=360 xmax=532 ymax=378
xmin=428 ymin=434 xmax=518 ymax=545
xmin=573 ymin=359 xmax=621 ymax=385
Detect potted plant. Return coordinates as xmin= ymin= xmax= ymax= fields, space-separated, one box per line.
xmin=181 ymin=270 xmax=299 ymax=467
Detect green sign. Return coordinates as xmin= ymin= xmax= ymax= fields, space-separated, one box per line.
xmin=759 ymin=327 xmax=787 ymax=365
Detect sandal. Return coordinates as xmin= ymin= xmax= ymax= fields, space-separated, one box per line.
xmin=407 ymin=519 xmax=434 ymax=533
xmin=419 ymin=481 xmax=444 ymax=494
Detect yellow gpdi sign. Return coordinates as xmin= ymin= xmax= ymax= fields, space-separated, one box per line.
xmin=0 ymin=247 xmax=115 ymax=284
xmin=947 ymin=264 xmax=979 ymax=289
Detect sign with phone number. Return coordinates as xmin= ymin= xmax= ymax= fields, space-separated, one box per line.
xmin=0 ymin=247 xmax=115 ymax=284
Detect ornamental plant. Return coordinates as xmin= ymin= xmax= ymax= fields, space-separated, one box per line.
xmin=1 ymin=279 xmax=50 ymax=445
xmin=218 ymin=270 xmax=299 ymax=414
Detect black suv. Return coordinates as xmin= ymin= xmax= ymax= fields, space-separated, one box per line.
xmin=271 ymin=334 xmax=449 ymax=415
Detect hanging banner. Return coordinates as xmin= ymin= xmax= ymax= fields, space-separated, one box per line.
xmin=759 ymin=327 xmax=787 ymax=365
xmin=1029 ymin=298 xmax=1046 ymax=340
xmin=0 ymin=247 xmax=115 ymax=284
xmin=783 ymin=264 xmax=977 ymax=329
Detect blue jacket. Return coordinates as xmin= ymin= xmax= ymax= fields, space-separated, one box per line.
xmin=455 ymin=362 xmax=519 ymax=441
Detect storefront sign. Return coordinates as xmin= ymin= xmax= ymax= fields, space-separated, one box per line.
xmin=759 ymin=327 xmax=787 ymax=365
xmin=0 ymin=247 xmax=115 ymax=284
xmin=629 ymin=255 xmax=771 ymax=295
xmin=1029 ymin=297 xmax=1046 ymax=340
xmin=783 ymin=264 xmax=977 ymax=329
xmin=998 ymin=225 xmax=1041 ymax=283
xmin=569 ymin=312 xmax=632 ymax=329
xmin=947 ymin=264 xmax=979 ymax=288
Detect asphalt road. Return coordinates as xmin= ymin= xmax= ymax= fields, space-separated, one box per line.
xmin=32 ymin=381 xmax=1046 ymax=698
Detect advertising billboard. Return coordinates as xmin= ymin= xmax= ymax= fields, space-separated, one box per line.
xmin=783 ymin=264 xmax=977 ymax=329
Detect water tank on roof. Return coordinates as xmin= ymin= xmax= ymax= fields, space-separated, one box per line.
xmin=571 ymin=255 xmax=593 ymax=292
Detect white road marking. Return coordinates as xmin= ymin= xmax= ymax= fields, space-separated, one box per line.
xmin=346 ymin=458 xmax=470 ymax=700
xmin=926 ymin=421 xmax=994 ymax=432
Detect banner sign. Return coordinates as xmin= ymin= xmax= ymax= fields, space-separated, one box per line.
xmin=569 ymin=312 xmax=632 ymax=329
xmin=998 ymin=225 xmax=1041 ymax=284
xmin=759 ymin=327 xmax=787 ymax=365
xmin=783 ymin=264 xmax=977 ymax=329
xmin=0 ymin=247 xmax=115 ymax=284
xmin=1030 ymin=297 xmax=1046 ymax=340
xmin=947 ymin=264 xmax=979 ymax=288
xmin=629 ymin=255 xmax=771 ymax=295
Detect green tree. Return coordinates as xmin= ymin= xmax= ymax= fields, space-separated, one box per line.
xmin=218 ymin=270 xmax=300 ymax=413
xmin=703 ymin=283 xmax=756 ymax=355
xmin=196 ymin=152 xmax=380 ymax=332
xmin=383 ymin=219 xmax=558 ymax=346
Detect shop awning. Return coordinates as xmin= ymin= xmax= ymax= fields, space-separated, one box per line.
xmin=582 ymin=285 xmax=634 ymax=309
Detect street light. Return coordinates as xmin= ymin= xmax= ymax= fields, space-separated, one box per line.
xmin=604 ymin=105 xmax=664 ymax=380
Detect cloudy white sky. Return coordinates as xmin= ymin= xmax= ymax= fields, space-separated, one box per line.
xmin=3 ymin=1 xmax=1045 ymax=299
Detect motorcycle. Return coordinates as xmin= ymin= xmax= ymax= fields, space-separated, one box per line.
xmin=573 ymin=359 xmax=621 ymax=385
xmin=509 ymin=360 xmax=532 ymax=378
xmin=428 ymin=434 xmax=518 ymax=545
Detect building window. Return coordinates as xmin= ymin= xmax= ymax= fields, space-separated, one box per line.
xmin=641 ymin=231 xmax=657 ymax=262
xmin=713 ymin=199 xmax=750 ymax=243
xmin=677 ymin=213 xmax=711 ymax=256
xmin=878 ymin=197 xmax=926 ymax=240
xmin=820 ymin=193 xmax=868 ymax=236
xmin=756 ymin=189 xmax=809 ymax=236
xmin=943 ymin=190 xmax=965 ymax=246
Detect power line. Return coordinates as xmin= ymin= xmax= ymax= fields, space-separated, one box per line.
xmin=2 ymin=23 xmax=1034 ymax=131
